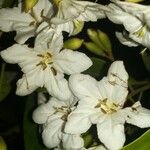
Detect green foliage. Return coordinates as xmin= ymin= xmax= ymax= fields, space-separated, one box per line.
xmin=121 ymin=129 xmax=150 ymax=150
xmin=23 ymin=95 xmax=48 ymax=150
xmin=0 ymin=64 xmax=11 ymax=102
xmin=84 ymin=57 xmax=109 ymax=79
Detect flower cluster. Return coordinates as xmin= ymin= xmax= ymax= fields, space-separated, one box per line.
xmin=0 ymin=0 xmax=150 ymax=150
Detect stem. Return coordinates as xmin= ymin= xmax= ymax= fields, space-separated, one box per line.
xmin=128 ymin=83 xmax=150 ymax=99
xmin=0 ymin=63 xmax=6 ymax=91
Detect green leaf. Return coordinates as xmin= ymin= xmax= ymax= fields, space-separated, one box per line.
xmin=141 ymin=48 xmax=150 ymax=72
xmin=23 ymin=94 xmax=49 ymax=150
xmin=121 ymin=129 xmax=150 ymax=150
xmin=84 ymin=57 xmax=108 ymax=79
xmin=0 ymin=64 xmax=11 ymax=102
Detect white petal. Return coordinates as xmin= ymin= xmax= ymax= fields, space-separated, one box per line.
xmin=32 ymin=97 xmax=64 ymax=124
xmin=37 ymin=92 xmax=47 ymax=105
xmin=32 ymin=0 xmax=53 ymax=23
xmin=74 ymin=1 xmax=106 ymax=21
xmin=125 ymin=101 xmax=150 ymax=128
xmin=14 ymin=26 xmax=35 ymax=44
xmin=88 ymin=145 xmax=107 ymax=150
xmin=97 ymin=117 xmax=125 ymax=150
xmin=69 ymin=74 xmax=101 ymax=101
xmin=106 ymin=4 xmax=142 ymax=33
xmin=16 ymin=74 xmax=38 ymax=96
xmin=107 ymin=61 xmax=129 ymax=88
xmin=54 ymin=49 xmax=92 ymax=74
xmin=116 ymin=32 xmax=139 ymax=47
xmin=32 ymin=103 xmax=53 ymax=124
xmin=42 ymin=118 xmax=63 ymax=148
xmin=65 ymin=106 xmax=93 ymax=134
xmin=0 ymin=44 xmax=34 ymax=64
xmin=0 ymin=7 xmax=34 ymax=32
xmin=98 ymin=77 xmax=128 ymax=106
xmin=44 ymin=69 xmax=72 ymax=101
xmin=35 ymin=25 xmax=63 ymax=53
xmin=62 ymin=133 xmax=84 ymax=149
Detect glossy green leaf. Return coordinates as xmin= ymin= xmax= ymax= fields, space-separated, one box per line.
xmin=84 ymin=57 xmax=108 ymax=79
xmin=141 ymin=48 xmax=150 ymax=72
xmin=121 ymin=129 xmax=150 ymax=150
xmin=23 ymin=94 xmax=48 ymax=150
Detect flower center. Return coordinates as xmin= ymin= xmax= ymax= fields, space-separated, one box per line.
xmin=134 ymin=25 xmax=147 ymax=38
xmin=53 ymin=106 xmax=71 ymax=121
xmin=52 ymin=0 xmax=62 ymax=7
xmin=36 ymin=52 xmax=53 ymax=70
xmin=95 ymin=98 xmax=120 ymax=114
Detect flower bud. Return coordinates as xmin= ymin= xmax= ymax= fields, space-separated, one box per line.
xmin=24 ymin=0 xmax=38 ymax=12
xmin=84 ymin=42 xmax=104 ymax=56
xmin=87 ymin=29 xmax=105 ymax=50
xmin=0 ymin=136 xmax=7 ymax=150
xmin=64 ymin=38 xmax=84 ymax=50
xmin=97 ymin=30 xmax=112 ymax=52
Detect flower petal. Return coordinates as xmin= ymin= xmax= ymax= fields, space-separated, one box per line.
xmin=116 ymin=32 xmax=139 ymax=47
xmin=125 ymin=101 xmax=150 ymax=128
xmin=107 ymin=60 xmax=129 ymax=88
xmin=32 ymin=0 xmax=53 ymax=23
xmin=97 ymin=117 xmax=125 ymax=150
xmin=62 ymin=133 xmax=84 ymax=149
xmin=0 ymin=44 xmax=34 ymax=64
xmin=98 ymin=77 xmax=128 ymax=106
xmin=65 ymin=105 xmax=93 ymax=134
xmin=35 ymin=24 xmax=63 ymax=53
xmin=54 ymin=49 xmax=92 ymax=74
xmin=106 ymin=3 xmax=142 ymax=33
xmin=44 ymin=69 xmax=72 ymax=101
xmin=16 ymin=74 xmax=38 ymax=96
xmin=0 ymin=7 xmax=34 ymax=32
xmin=32 ymin=96 xmax=65 ymax=124
xmin=42 ymin=118 xmax=63 ymax=148
xmin=69 ymin=74 xmax=101 ymax=101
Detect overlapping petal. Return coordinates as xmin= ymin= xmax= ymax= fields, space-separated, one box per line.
xmin=97 ymin=117 xmax=125 ymax=150
xmin=62 ymin=133 xmax=84 ymax=149
xmin=69 ymin=74 xmax=101 ymax=101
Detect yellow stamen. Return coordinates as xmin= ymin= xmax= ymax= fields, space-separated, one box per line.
xmin=95 ymin=98 xmax=120 ymax=114
xmin=36 ymin=52 xmax=53 ymax=70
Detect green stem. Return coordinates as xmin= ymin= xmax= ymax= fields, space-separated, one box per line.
xmin=128 ymin=83 xmax=150 ymax=99
xmin=0 ymin=63 xmax=6 ymax=91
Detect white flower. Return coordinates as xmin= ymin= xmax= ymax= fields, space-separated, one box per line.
xmin=0 ymin=31 xmax=92 ymax=100
xmin=106 ymin=0 xmax=150 ymax=48
xmin=50 ymin=0 xmax=107 ymax=35
xmin=0 ymin=0 xmax=53 ymax=44
xmin=32 ymin=93 xmax=84 ymax=149
xmin=65 ymin=61 xmax=150 ymax=150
